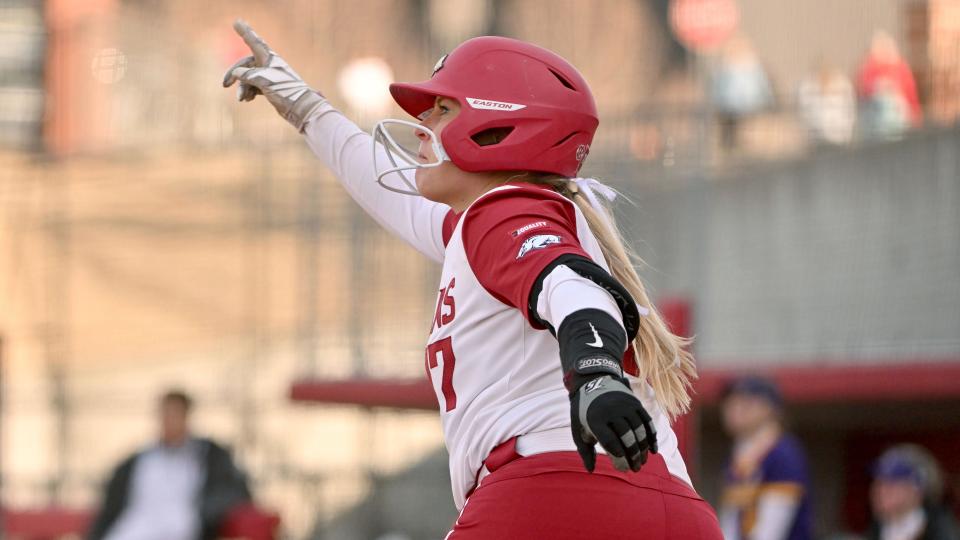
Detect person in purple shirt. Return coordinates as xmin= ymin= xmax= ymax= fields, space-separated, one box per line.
xmin=718 ymin=376 xmax=813 ymax=540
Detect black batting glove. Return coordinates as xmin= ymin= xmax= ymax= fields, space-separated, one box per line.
xmin=554 ymin=309 xmax=656 ymax=473
xmin=569 ymin=373 xmax=658 ymax=473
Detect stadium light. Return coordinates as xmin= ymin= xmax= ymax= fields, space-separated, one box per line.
xmin=337 ymin=57 xmax=394 ymax=119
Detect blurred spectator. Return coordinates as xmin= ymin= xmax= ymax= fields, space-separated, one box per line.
xmin=718 ymin=376 xmax=812 ymax=540
xmin=927 ymin=0 xmax=960 ymax=126
xmin=711 ymin=36 xmax=774 ymax=150
xmin=867 ymin=444 xmax=960 ymax=540
xmin=798 ymin=61 xmax=856 ymax=146
xmin=856 ymin=30 xmax=922 ymax=139
xmin=88 ymin=390 xmax=252 ymax=540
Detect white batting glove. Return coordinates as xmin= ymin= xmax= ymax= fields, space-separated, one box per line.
xmin=222 ymin=20 xmax=327 ymax=131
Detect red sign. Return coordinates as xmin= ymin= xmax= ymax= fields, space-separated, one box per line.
xmin=669 ymin=0 xmax=740 ymax=53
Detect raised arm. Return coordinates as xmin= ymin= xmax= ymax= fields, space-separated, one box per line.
xmin=222 ymin=20 xmax=450 ymax=262
xmin=300 ymin=106 xmax=451 ymax=262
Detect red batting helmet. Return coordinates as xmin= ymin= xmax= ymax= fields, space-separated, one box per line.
xmin=389 ymin=36 xmax=599 ymax=177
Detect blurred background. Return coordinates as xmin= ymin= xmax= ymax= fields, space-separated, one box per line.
xmin=0 ymin=0 xmax=958 ymax=539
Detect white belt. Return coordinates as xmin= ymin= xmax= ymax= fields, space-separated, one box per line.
xmin=476 ymin=426 xmax=606 ymax=485
xmin=515 ymin=426 xmax=578 ymax=456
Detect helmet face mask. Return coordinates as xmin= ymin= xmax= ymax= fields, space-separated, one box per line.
xmin=373 ymin=36 xmax=598 ymax=196
xmin=372 ymin=119 xmax=449 ymax=196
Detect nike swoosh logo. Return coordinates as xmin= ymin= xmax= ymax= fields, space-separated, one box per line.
xmin=587 ymin=323 xmax=603 ymax=348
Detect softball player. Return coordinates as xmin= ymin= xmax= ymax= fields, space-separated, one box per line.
xmin=224 ymin=20 xmax=722 ymax=539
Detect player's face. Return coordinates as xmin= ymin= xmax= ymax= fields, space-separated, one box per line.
xmin=414 ymin=97 xmax=468 ymax=204
xmin=870 ymin=479 xmax=922 ymax=520
xmin=721 ymin=394 xmax=775 ymax=438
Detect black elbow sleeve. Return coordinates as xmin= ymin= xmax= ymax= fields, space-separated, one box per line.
xmin=527 ymin=254 xmax=640 ymax=342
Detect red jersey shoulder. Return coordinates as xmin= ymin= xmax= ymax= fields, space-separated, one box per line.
xmin=472 ymin=182 xmax=574 ymax=213
xmin=441 ymin=184 xmax=570 ymax=248
xmin=442 ymin=208 xmax=461 ymax=247
xmin=463 ymin=184 xmax=578 ymax=239
xmin=459 ymin=182 xmax=590 ymax=316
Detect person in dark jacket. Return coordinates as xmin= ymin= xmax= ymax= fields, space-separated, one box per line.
xmin=88 ymin=390 xmax=252 ymax=540
xmin=867 ymin=444 xmax=960 ymax=540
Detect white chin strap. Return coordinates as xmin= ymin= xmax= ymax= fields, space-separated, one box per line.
xmin=372 ymin=119 xmax=450 ymax=196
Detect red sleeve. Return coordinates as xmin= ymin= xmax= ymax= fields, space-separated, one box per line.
xmin=462 ymin=185 xmax=592 ymax=325
xmin=442 ymin=208 xmax=461 ymax=247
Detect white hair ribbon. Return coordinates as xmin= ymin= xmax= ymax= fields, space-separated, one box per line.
xmin=573 ymin=177 xmax=617 ymax=209
xmin=571 ymin=177 xmax=650 ymax=318
xmin=572 ymin=177 xmax=618 ymax=235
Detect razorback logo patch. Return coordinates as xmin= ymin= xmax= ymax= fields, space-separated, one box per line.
xmin=516 ymin=234 xmax=562 ymax=259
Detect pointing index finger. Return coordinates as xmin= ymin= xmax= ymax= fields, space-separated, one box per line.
xmin=233 ymin=19 xmax=271 ymax=66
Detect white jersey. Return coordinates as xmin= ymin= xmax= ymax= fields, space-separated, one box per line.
xmin=302 ymin=105 xmax=691 ymax=510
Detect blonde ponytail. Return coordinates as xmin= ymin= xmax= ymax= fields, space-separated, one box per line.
xmin=532 ymin=176 xmax=697 ymax=418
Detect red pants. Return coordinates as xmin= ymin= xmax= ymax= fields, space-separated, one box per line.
xmin=448 ymin=443 xmax=722 ymax=539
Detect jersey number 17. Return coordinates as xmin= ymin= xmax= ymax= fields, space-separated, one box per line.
xmin=426 ymin=337 xmax=457 ymax=412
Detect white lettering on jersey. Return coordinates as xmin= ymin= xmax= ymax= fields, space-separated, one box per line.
xmin=466 ymin=97 xmax=527 ymax=111
xmin=511 ymin=221 xmax=547 ymax=237
xmin=516 ymin=234 xmax=561 ymax=259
